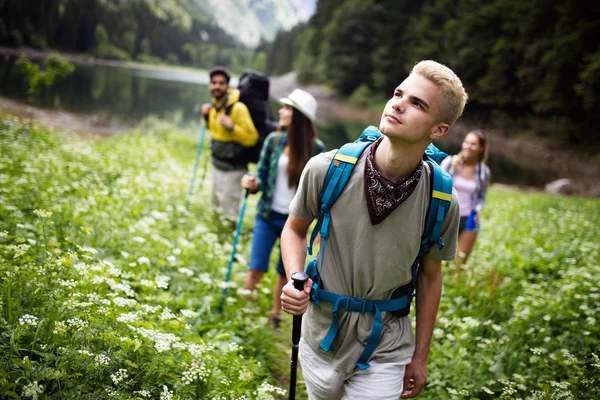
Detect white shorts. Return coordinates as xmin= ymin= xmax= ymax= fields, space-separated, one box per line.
xmin=299 ymin=338 xmax=411 ymax=400
xmin=210 ymin=166 xmax=246 ymax=221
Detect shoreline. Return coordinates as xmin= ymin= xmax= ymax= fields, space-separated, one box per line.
xmin=2 ymin=46 xmax=598 ymax=198
xmin=0 ymin=45 xmax=209 ymax=76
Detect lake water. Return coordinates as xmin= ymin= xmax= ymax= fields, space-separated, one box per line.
xmin=0 ymin=56 xmax=555 ymax=185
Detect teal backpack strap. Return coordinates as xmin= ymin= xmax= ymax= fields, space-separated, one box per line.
xmin=410 ymin=150 xmax=453 ymax=288
xmin=307 ymin=126 xmax=380 ymax=257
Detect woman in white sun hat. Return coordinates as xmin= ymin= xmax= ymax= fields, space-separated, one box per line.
xmin=241 ymin=89 xmax=325 ymax=328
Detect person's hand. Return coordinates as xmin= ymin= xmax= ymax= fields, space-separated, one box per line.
xmin=281 ymin=278 xmax=312 ymax=316
xmin=219 ymin=114 xmax=234 ymax=131
xmin=201 ymin=103 xmax=211 ymax=118
xmin=241 ymin=174 xmax=258 ymax=191
xmin=474 ymin=212 xmax=480 ymax=223
xmin=401 ymin=356 xmax=428 ymax=398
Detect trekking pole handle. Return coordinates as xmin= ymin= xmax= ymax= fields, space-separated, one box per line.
xmin=291 ymin=272 xmax=309 ymax=344
xmin=289 ymin=271 xmax=309 ymax=400
xmin=292 ymin=271 xmax=308 ymax=291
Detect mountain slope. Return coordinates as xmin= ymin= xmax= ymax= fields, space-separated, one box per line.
xmin=190 ymin=0 xmax=316 ymax=47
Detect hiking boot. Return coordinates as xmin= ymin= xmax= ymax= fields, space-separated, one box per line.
xmin=269 ymin=314 xmax=282 ymax=330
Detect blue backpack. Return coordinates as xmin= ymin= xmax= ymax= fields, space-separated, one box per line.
xmin=305 ymin=125 xmax=453 ymax=370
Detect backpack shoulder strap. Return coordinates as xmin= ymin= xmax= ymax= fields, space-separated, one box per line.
xmin=308 ymin=126 xmax=381 ymax=256
xmin=410 ymin=158 xmax=453 ymax=286
xmin=224 ymin=101 xmax=236 ymax=116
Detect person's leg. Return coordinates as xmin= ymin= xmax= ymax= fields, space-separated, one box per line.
xmin=299 ymin=338 xmax=345 ymax=400
xmin=270 ymin=213 xmax=290 ymax=327
xmin=456 ymin=231 xmax=478 ymax=267
xmin=210 ymin=165 xmax=221 ymax=209
xmin=244 ymin=214 xmax=279 ymax=291
xmin=343 ymin=357 xmax=411 ymax=399
xmin=269 ymin=272 xmax=287 ymax=328
xmin=220 ymin=168 xmax=247 ymax=222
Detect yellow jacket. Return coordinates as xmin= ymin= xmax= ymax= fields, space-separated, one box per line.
xmin=207 ymin=88 xmax=258 ymax=147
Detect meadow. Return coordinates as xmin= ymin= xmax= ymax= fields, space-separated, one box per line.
xmin=1 ymin=116 xmax=598 ymax=399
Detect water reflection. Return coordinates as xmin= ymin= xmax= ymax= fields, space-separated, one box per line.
xmin=0 ymin=57 xmax=209 ymax=128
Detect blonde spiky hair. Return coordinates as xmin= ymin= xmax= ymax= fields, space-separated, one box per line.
xmin=411 ymin=60 xmax=468 ymax=125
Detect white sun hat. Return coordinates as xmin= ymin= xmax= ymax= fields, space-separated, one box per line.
xmin=279 ymin=89 xmax=318 ymax=122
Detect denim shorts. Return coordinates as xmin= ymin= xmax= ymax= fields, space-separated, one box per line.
xmin=459 ymin=215 xmax=481 ymax=233
xmin=249 ymin=211 xmax=288 ymax=277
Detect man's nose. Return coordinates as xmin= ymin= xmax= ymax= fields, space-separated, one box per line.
xmin=392 ymin=98 xmax=405 ymax=113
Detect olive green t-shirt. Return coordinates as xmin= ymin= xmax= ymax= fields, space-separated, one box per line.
xmin=290 ymin=148 xmax=460 ymax=373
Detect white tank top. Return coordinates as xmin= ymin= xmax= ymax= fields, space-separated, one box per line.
xmin=271 ymin=152 xmax=296 ymax=215
xmin=453 ymin=175 xmax=477 ymax=216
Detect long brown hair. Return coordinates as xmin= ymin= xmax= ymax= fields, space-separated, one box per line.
xmin=452 ymin=129 xmax=489 ymax=171
xmin=286 ymin=108 xmax=316 ymax=188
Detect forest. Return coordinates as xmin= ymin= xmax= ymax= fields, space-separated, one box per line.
xmin=1 ymin=0 xmax=599 ymax=145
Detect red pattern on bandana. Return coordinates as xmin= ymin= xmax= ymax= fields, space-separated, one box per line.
xmin=363 ymin=138 xmax=423 ymax=225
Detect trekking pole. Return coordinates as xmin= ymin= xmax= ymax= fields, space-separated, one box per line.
xmin=185 ymin=122 xmax=208 ymax=212
xmin=289 ymin=271 xmax=309 ymax=400
xmin=218 ymin=189 xmax=251 ymax=313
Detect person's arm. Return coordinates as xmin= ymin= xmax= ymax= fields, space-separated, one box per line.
xmin=474 ymin=163 xmax=491 ymax=213
xmin=280 ymin=214 xmax=313 ymax=315
xmin=255 ymin=133 xmax=277 ymax=192
xmin=224 ymin=103 xmax=259 ymax=147
xmin=401 ymin=255 xmax=443 ymax=399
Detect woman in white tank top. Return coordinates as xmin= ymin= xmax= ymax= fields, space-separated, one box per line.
xmin=441 ymin=130 xmax=491 ymax=267
xmin=241 ymin=89 xmax=325 ymax=327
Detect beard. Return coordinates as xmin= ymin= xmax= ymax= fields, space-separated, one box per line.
xmin=211 ymin=89 xmax=225 ymax=99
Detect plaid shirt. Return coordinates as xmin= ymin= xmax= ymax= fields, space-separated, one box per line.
xmin=255 ymin=131 xmax=325 ymax=218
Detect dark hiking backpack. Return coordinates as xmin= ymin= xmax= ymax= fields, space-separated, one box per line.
xmin=224 ymin=70 xmax=277 ymax=164
xmin=305 ymin=126 xmax=453 ymax=370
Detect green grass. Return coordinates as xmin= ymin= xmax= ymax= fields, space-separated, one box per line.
xmin=1 ymin=115 xmax=598 ymax=399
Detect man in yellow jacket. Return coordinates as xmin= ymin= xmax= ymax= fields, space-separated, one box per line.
xmin=201 ymin=66 xmax=258 ymax=222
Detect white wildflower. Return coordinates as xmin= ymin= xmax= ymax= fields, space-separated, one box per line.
xmin=110 ymin=368 xmax=129 ymax=385
xmin=155 ymin=275 xmax=170 ymax=289
xmin=137 ymin=256 xmax=150 ymax=265
xmin=159 ymin=308 xmax=176 ymax=321
xmin=141 ymin=304 xmax=160 ymax=314
xmin=33 ymin=209 xmax=52 ymax=219
xmin=140 ymin=279 xmax=156 ymax=288
xmin=58 ymin=279 xmax=78 ymax=289
xmin=132 ymin=236 xmax=147 ymax=243
xmin=178 ymin=267 xmax=194 ymax=277
xmin=21 ymin=381 xmax=44 ymax=399
xmin=66 ymin=318 xmax=88 ymax=331
xmin=94 ymin=353 xmax=111 ymax=366
xmin=182 ymin=362 xmax=210 ymax=385
xmin=160 ymin=385 xmax=173 ymax=400
xmin=113 ymin=297 xmax=138 ymax=308
xmin=117 ymin=312 xmax=139 ymax=323
xmin=10 ymin=244 xmax=30 ymax=258
xmin=53 ymin=321 xmax=67 ymax=334
xmin=166 ymin=255 xmax=177 ymax=265
xmin=256 ymin=382 xmax=286 ymax=399
xmin=180 ymin=309 xmax=200 ymax=319
xmin=136 ymin=390 xmax=151 ymax=398
xmin=19 ymin=314 xmax=39 ymax=327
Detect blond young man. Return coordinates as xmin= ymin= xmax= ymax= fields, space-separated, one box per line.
xmin=280 ymin=60 xmax=468 ymax=399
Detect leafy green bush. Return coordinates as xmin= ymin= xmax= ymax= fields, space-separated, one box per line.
xmin=424 ymin=190 xmax=600 ymax=399
xmin=0 ymin=117 xmax=286 ymax=399
xmin=1 ymin=115 xmax=598 ymax=399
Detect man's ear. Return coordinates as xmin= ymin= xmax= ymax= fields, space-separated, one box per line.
xmin=430 ymin=123 xmax=449 ymax=140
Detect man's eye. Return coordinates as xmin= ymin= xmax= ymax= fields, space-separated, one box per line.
xmin=413 ymin=101 xmax=421 ymax=108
